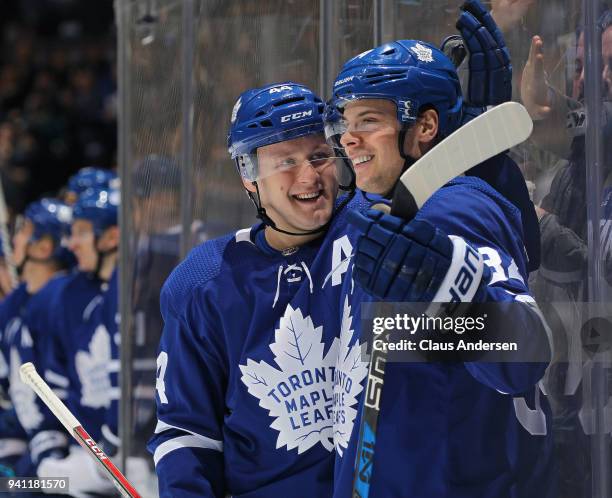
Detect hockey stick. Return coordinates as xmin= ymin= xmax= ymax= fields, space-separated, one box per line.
xmin=391 ymin=101 xmax=533 ymax=219
xmin=19 ymin=362 xmax=142 ymax=498
xmin=352 ymin=101 xmax=533 ymax=498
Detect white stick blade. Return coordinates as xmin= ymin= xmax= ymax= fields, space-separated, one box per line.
xmin=20 ymin=362 xmax=81 ymax=432
xmin=400 ymin=101 xmax=533 ymax=208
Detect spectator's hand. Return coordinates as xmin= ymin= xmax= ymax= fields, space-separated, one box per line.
xmin=490 ymin=0 xmax=535 ymax=33
xmin=521 ymin=35 xmax=553 ymax=120
xmin=535 ymin=204 xmax=549 ymax=220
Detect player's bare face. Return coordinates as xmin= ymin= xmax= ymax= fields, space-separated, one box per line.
xmin=254 ymin=134 xmax=338 ymax=245
xmin=339 ymin=99 xmax=404 ymax=195
xmin=69 ymin=220 xmax=97 ymax=271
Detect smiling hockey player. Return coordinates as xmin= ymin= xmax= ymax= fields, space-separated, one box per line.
xmin=325 ymin=35 xmax=554 ymax=498
xmin=148 ymin=82 xmax=366 ymax=497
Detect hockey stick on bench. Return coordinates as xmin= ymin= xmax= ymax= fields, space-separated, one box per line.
xmin=20 ymin=362 xmax=142 ymax=498
xmin=352 ymin=101 xmax=533 ymax=498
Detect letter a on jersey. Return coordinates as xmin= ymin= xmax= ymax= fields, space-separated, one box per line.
xmin=331 ymin=235 xmax=353 ymax=287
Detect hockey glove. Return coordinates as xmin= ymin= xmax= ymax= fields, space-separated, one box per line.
xmin=457 ymin=0 xmax=511 ymax=106
xmin=442 ymin=0 xmax=511 ymax=124
xmin=37 ymin=445 xmax=116 ymax=497
xmin=348 ymin=209 xmax=489 ymax=305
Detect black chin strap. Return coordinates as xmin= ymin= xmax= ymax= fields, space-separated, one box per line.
xmin=94 ymin=243 xmax=118 ymax=281
xmin=384 ymin=124 xmax=416 ymax=200
xmin=16 ymin=256 xmax=28 ymax=276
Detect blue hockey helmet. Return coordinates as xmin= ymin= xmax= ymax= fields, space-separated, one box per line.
xmin=326 ymin=40 xmax=463 ymax=141
xmin=227 ymin=82 xmax=328 ymax=181
xmin=67 ymin=167 xmax=117 ymax=197
xmin=72 ymin=187 xmax=120 ymax=236
xmin=23 ymin=198 xmax=75 ymax=266
xmin=25 ymin=198 xmax=73 ymax=243
xmin=227 ymin=82 xmax=355 ymax=237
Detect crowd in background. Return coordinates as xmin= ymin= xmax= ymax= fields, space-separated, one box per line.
xmin=0 ymin=0 xmax=116 ymax=215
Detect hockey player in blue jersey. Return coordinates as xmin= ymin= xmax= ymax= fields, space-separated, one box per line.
xmin=148 ymin=82 xmax=368 ymax=498
xmin=0 ymin=199 xmax=74 ymax=479
xmin=325 ymin=36 xmax=554 ymax=498
xmin=34 ymin=186 xmax=121 ymax=496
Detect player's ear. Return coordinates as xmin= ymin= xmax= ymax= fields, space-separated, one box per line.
xmin=242 ymin=178 xmax=257 ymax=193
xmin=110 ymin=226 xmax=120 ymax=245
xmin=417 ymin=108 xmax=438 ymax=144
xmin=102 ymin=226 xmax=120 ymax=248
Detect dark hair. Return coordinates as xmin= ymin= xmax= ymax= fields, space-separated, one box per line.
xmin=600 ymin=9 xmax=612 ymax=30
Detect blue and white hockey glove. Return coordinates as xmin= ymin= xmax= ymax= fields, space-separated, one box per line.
xmin=442 ymin=0 xmax=511 ymax=123
xmin=348 ymin=209 xmax=489 ymax=305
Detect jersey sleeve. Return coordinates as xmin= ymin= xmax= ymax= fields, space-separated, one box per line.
xmin=148 ymin=279 xmax=227 ymax=498
xmin=19 ymin=286 xmax=70 ymax=467
xmin=417 ymin=177 xmax=551 ymax=394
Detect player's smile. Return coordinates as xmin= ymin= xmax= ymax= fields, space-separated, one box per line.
xmin=240 ymin=133 xmax=340 ymax=251
xmin=351 ymin=155 xmax=374 ymax=166
xmin=292 ymin=189 xmax=323 ymax=202
xmin=349 ymin=154 xmax=375 ymax=173
xmin=288 ymin=182 xmax=332 ymax=218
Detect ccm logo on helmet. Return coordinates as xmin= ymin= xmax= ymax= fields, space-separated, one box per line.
xmin=280 ymin=110 xmax=313 ymax=123
xmin=269 ymin=85 xmax=293 ymax=93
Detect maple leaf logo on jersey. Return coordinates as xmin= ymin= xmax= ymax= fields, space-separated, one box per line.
xmin=10 ymin=346 xmax=43 ymax=431
xmin=410 ymin=42 xmax=434 ymax=62
xmin=240 ymin=305 xmax=337 ymax=454
xmin=76 ymin=324 xmax=113 ymax=409
xmin=333 ymin=296 xmax=368 ymax=456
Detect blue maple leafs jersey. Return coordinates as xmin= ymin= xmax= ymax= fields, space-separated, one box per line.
xmin=0 ymin=284 xmax=30 ymax=399
xmin=148 ymin=194 xmax=368 ymax=498
xmin=0 ymin=284 xmax=31 ymax=468
xmin=334 ymin=176 xmax=554 ymax=498
xmin=0 ymin=274 xmax=75 ymax=474
xmin=38 ymin=272 xmax=106 ymax=448
xmin=12 ymin=275 xmax=75 ymax=473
